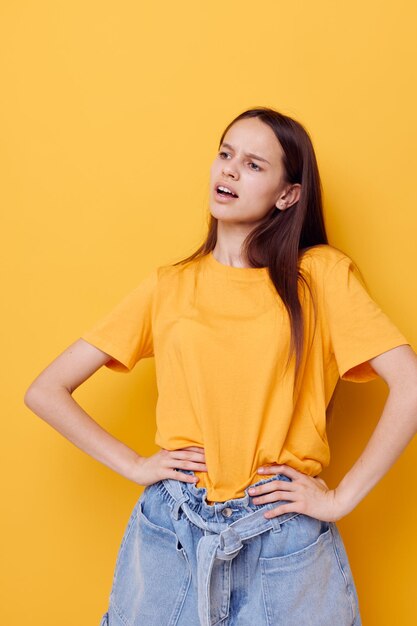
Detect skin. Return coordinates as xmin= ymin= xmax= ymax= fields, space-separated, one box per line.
xmin=207 ymin=116 xmax=417 ymax=522
xmin=24 ymin=336 xmax=208 ymax=488
xmin=208 ymin=116 xmax=301 ymax=267
xmin=248 ymin=342 xmax=417 ymax=522
xmin=24 ymin=118 xmax=417 ymax=523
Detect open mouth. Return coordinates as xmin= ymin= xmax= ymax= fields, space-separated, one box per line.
xmin=215 ymin=185 xmax=239 ymax=198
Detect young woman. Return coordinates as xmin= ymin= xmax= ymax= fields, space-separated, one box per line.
xmin=24 ymin=107 xmax=417 ymax=626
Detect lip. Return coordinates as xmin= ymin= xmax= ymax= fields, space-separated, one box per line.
xmin=214 ymin=181 xmax=239 ymax=198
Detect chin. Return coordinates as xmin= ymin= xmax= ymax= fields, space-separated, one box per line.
xmin=210 ymin=210 xmax=242 ymax=223
xmin=208 ymin=205 xmax=230 ymax=219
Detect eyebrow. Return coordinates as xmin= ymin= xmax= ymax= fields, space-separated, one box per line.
xmin=220 ymin=142 xmax=271 ymax=165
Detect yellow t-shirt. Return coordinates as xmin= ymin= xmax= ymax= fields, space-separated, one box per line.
xmin=80 ymin=245 xmax=410 ymax=502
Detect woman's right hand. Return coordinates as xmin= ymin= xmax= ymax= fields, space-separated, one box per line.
xmin=132 ymin=446 xmax=207 ymax=487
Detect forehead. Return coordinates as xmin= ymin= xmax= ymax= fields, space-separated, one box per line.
xmin=222 ymin=118 xmax=284 ymax=162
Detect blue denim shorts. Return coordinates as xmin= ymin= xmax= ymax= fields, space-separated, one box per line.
xmin=99 ymin=470 xmax=362 ymax=625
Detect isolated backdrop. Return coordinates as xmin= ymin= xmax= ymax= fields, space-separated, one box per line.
xmin=1 ymin=1 xmax=416 ymax=625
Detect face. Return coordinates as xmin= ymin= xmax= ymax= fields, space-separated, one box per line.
xmin=209 ymin=117 xmax=300 ymax=226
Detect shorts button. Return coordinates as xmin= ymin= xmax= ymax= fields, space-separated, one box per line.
xmin=222 ymin=507 xmax=233 ymax=517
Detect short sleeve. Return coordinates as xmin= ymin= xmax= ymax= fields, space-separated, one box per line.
xmin=324 ymin=256 xmax=410 ymax=382
xmin=80 ymin=268 xmax=158 ymax=373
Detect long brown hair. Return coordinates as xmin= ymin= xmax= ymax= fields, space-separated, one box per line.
xmin=173 ymin=106 xmax=330 ymax=386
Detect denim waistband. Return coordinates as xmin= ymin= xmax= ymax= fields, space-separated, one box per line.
xmin=163 ymin=469 xmax=294 ymax=523
xmin=160 ymin=469 xmax=298 ymax=532
xmin=158 ymin=470 xmax=300 ymax=626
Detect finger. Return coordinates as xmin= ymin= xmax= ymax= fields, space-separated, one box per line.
xmin=171 ymin=469 xmax=199 ymax=482
xmin=260 ymin=465 xmax=301 ymax=481
xmin=263 ymin=502 xmax=300 ymax=519
xmin=168 ymin=447 xmax=202 ymax=455
xmin=170 ymin=460 xmax=208 ymax=473
xmin=169 ymin=454 xmax=205 ymax=468
xmin=258 ymin=464 xmax=281 ymax=474
xmin=172 ymin=449 xmax=206 ymax=461
xmin=249 ymin=480 xmax=294 ymax=496
xmin=252 ymin=491 xmax=296 ymax=505
xmin=169 ymin=450 xmax=206 ymax=467
xmin=182 ymin=446 xmax=205 ymax=454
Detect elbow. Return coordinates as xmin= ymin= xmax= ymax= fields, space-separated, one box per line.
xmin=385 ymin=371 xmax=417 ymax=401
xmin=387 ymin=377 xmax=417 ymax=407
xmin=24 ymin=383 xmax=56 ymax=413
xmin=24 ymin=384 xmax=43 ymax=412
xmin=24 ymin=380 xmax=70 ymax=413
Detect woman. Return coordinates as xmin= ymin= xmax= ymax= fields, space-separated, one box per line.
xmin=24 ymin=107 xmax=417 ymax=626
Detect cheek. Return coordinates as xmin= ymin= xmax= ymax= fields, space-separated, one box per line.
xmin=246 ymin=180 xmax=276 ymax=204
xmin=210 ymin=160 xmax=222 ymax=177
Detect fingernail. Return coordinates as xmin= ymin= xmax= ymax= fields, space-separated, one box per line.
xmin=258 ymin=467 xmax=264 ymax=472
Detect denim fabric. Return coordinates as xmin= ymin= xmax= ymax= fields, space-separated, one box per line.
xmin=99 ymin=470 xmax=362 ymax=625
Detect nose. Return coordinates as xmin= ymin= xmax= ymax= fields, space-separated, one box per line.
xmin=222 ymin=163 xmax=239 ymax=179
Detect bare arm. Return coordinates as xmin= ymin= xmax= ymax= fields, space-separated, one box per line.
xmin=23 ymin=338 xmax=207 ymax=485
xmin=251 ymin=343 xmax=417 ymax=522
xmin=335 ymin=343 xmax=417 ymax=516
xmin=24 ymin=338 xmax=146 ymax=481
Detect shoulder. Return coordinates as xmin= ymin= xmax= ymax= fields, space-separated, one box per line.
xmin=299 ymin=245 xmax=373 ymax=310
xmin=299 ymin=244 xmax=352 ymax=276
xmin=154 ymin=255 xmax=202 ymax=284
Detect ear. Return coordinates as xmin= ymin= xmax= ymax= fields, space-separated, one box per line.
xmin=275 ymin=184 xmax=301 ymax=211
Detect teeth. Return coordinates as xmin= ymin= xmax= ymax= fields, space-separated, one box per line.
xmin=217 ymin=185 xmax=236 ymax=196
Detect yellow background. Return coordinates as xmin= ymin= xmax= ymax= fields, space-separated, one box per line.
xmin=1 ymin=1 xmax=416 ymax=624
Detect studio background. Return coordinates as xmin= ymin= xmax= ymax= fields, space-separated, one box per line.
xmin=1 ymin=1 xmax=416 ymax=624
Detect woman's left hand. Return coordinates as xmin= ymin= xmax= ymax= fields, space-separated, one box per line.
xmin=249 ymin=464 xmax=345 ymax=522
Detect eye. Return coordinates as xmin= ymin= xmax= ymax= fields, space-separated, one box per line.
xmin=218 ymin=151 xmax=261 ymax=171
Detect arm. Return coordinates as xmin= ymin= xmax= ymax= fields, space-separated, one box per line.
xmin=24 ymin=338 xmax=207 ymax=486
xmin=252 ymin=344 xmax=417 ymax=521
xmin=24 ymin=338 xmax=144 ymax=482
xmin=334 ymin=343 xmax=417 ymax=516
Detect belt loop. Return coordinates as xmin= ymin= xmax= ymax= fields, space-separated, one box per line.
xmin=170 ymin=493 xmax=189 ymax=520
xmin=162 ymin=478 xmax=191 ymax=521
xmin=267 ymin=509 xmax=283 ymax=533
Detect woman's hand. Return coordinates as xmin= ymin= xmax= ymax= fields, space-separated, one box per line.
xmin=132 ymin=446 xmax=208 ymax=487
xmin=249 ymin=464 xmax=345 ymax=522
